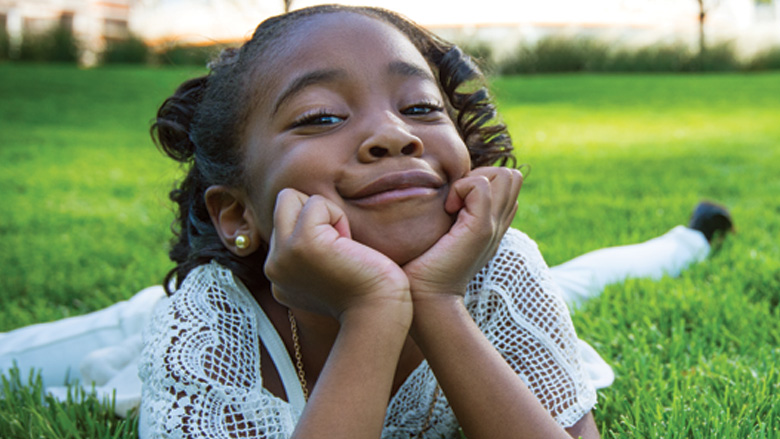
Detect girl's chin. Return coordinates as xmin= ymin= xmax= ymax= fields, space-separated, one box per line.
xmin=348 ymin=207 xmax=455 ymax=265
xmin=375 ymin=238 xmax=437 ymax=266
xmin=354 ymin=223 xmax=450 ymax=266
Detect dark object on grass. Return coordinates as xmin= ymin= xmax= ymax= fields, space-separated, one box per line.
xmin=689 ymin=201 xmax=734 ymax=243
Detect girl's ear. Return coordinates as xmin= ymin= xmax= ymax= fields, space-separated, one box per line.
xmin=205 ymin=185 xmax=261 ymax=256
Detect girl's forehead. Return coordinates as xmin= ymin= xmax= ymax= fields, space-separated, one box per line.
xmin=249 ymin=11 xmax=433 ymax=110
xmin=276 ymin=12 xmax=424 ymax=63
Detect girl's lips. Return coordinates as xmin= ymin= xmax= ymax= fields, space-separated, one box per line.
xmin=349 ymin=186 xmax=440 ymax=206
xmin=345 ymin=170 xmax=444 ymax=205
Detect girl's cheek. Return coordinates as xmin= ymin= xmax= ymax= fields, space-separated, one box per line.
xmin=450 ymin=142 xmax=472 ymax=179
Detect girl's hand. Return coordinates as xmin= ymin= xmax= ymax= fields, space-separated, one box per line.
xmin=402 ymin=169 xmax=578 ymax=439
xmin=403 ymin=167 xmax=522 ymax=300
xmin=265 ymin=188 xmax=411 ymax=322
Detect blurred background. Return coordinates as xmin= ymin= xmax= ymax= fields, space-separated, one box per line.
xmin=2 ymin=0 xmax=780 ymax=71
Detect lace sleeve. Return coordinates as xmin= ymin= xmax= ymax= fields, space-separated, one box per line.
xmin=465 ymin=229 xmax=597 ymax=427
xmin=139 ymin=262 xmax=298 ymax=439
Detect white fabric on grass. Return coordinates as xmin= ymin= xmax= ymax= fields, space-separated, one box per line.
xmin=551 ymin=225 xmax=709 ymax=309
xmin=0 ymin=285 xmax=164 ymax=415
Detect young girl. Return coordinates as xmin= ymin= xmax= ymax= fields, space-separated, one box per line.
xmin=139 ymin=4 xmax=599 ymax=438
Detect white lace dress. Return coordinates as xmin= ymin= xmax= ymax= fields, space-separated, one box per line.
xmin=138 ymin=228 xmax=597 ymax=438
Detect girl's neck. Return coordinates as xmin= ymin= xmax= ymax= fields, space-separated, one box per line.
xmin=252 ymin=284 xmax=424 ymax=400
xmin=253 ymin=285 xmax=336 ymax=398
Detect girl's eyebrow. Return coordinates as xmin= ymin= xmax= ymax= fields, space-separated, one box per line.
xmin=272 ymin=61 xmax=435 ymax=115
xmin=273 ymin=68 xmax=346 ymax=114
xmin=387 ymin=61 xmax=435 ymax=82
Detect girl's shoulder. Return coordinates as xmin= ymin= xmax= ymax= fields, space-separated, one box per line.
xmin=466 ymin=227 xmax=568 ymax=324
xmin=139 ymin=262 xmax=299 ymax=437
xmin=154 ymin=261 xmax=256 ymax=324
xmin=142 ymin=261 xmax=263 ymax=372
xmin=488 ymin=227 xmax=549 ymax=274
xmin=467 ymin=227 xmax=556 ymax=305
xmin=498 ymin=227 xmax=541 ymax=253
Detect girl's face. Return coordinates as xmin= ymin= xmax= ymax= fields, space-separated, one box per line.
xmin=242 ymin=12 xmax=471 ymax=264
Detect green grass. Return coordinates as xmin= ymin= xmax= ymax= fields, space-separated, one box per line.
xmin=1 ymin=64 xmax=779 ymax=438
xmin=0 ymin=65 xmax=202 ymax=330
xmin=1 ymin=367 xmax=138 ymax=438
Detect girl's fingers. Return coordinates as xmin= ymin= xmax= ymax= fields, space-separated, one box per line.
xmin=508 ymin=169 xmax=523 ymax=223
xmin=273 ymin=188 xmax=351 ymax=242
xmin=494 ymin=168 xmax=522 ymax=227
xmin=486 ymin=167 xmax=522 ymax=224
xmin=447 ymin=174 xmax=492 ymax=222
xmin=272 ymin=188 xmax=310 ymax=239
xmin=293 ymin=194 xmax=352 ymax=240
xmin=447 ymin=167 xmax=523 ymax=230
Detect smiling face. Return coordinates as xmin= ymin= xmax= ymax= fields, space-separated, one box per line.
xmin=240 ymin=12 xmax=471 ymax=264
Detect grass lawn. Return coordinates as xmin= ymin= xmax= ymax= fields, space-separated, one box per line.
xmin=1 ymin=64 xmax=779 ymax=438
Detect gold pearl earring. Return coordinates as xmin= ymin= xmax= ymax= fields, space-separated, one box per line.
xmin=234 ymin=235 xmax=250 ymax=249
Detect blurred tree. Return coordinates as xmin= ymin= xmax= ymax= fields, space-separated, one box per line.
xmin=102 ymin=35 xmax=149 ymax=64
xmin=696 ymin=0 xmax=721 ymax=57
xmin=0 ymin=17 xmax=9 ymax=61
xmin=284 ymin=0 xmax=293 ymax=12
xmin=18 ymin=22 xmax=79 ymax=63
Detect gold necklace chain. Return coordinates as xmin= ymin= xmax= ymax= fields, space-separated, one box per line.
xmin=287 ymin=309 xmax=309 ymax=401
xmin=417 ymin=384 xmax=440 ymax=437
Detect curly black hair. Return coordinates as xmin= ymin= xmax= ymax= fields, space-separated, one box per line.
xmin=151 ymin=4 xmax=515 ymax=294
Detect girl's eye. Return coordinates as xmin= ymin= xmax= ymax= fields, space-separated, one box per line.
xmin=291 ymin=111 xmax=345 ymax=129
xmin=402 ymin=102 xmax=444 ymax=117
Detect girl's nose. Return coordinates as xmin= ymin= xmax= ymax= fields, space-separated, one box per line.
xmin=357 ymin=115 xmax=423 ymax=162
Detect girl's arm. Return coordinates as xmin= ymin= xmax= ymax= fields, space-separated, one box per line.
xmin=410 ymin=295 xmax=574 ymax=438
xmin=291 ymin=301 xmax=410 ymax=438
xmin=404 ymin=167 xmax=599 ymax=439
xmin=411 ymin=295 xmax=598 ymax=439
xmin=265 ymin=189 xmax=413 ymax=439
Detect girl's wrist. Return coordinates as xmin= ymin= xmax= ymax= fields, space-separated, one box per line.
xmin=339 ymin=287 xmax=414 ymax=332
xmin=408 ymin=293 xmax=467 ymax=340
